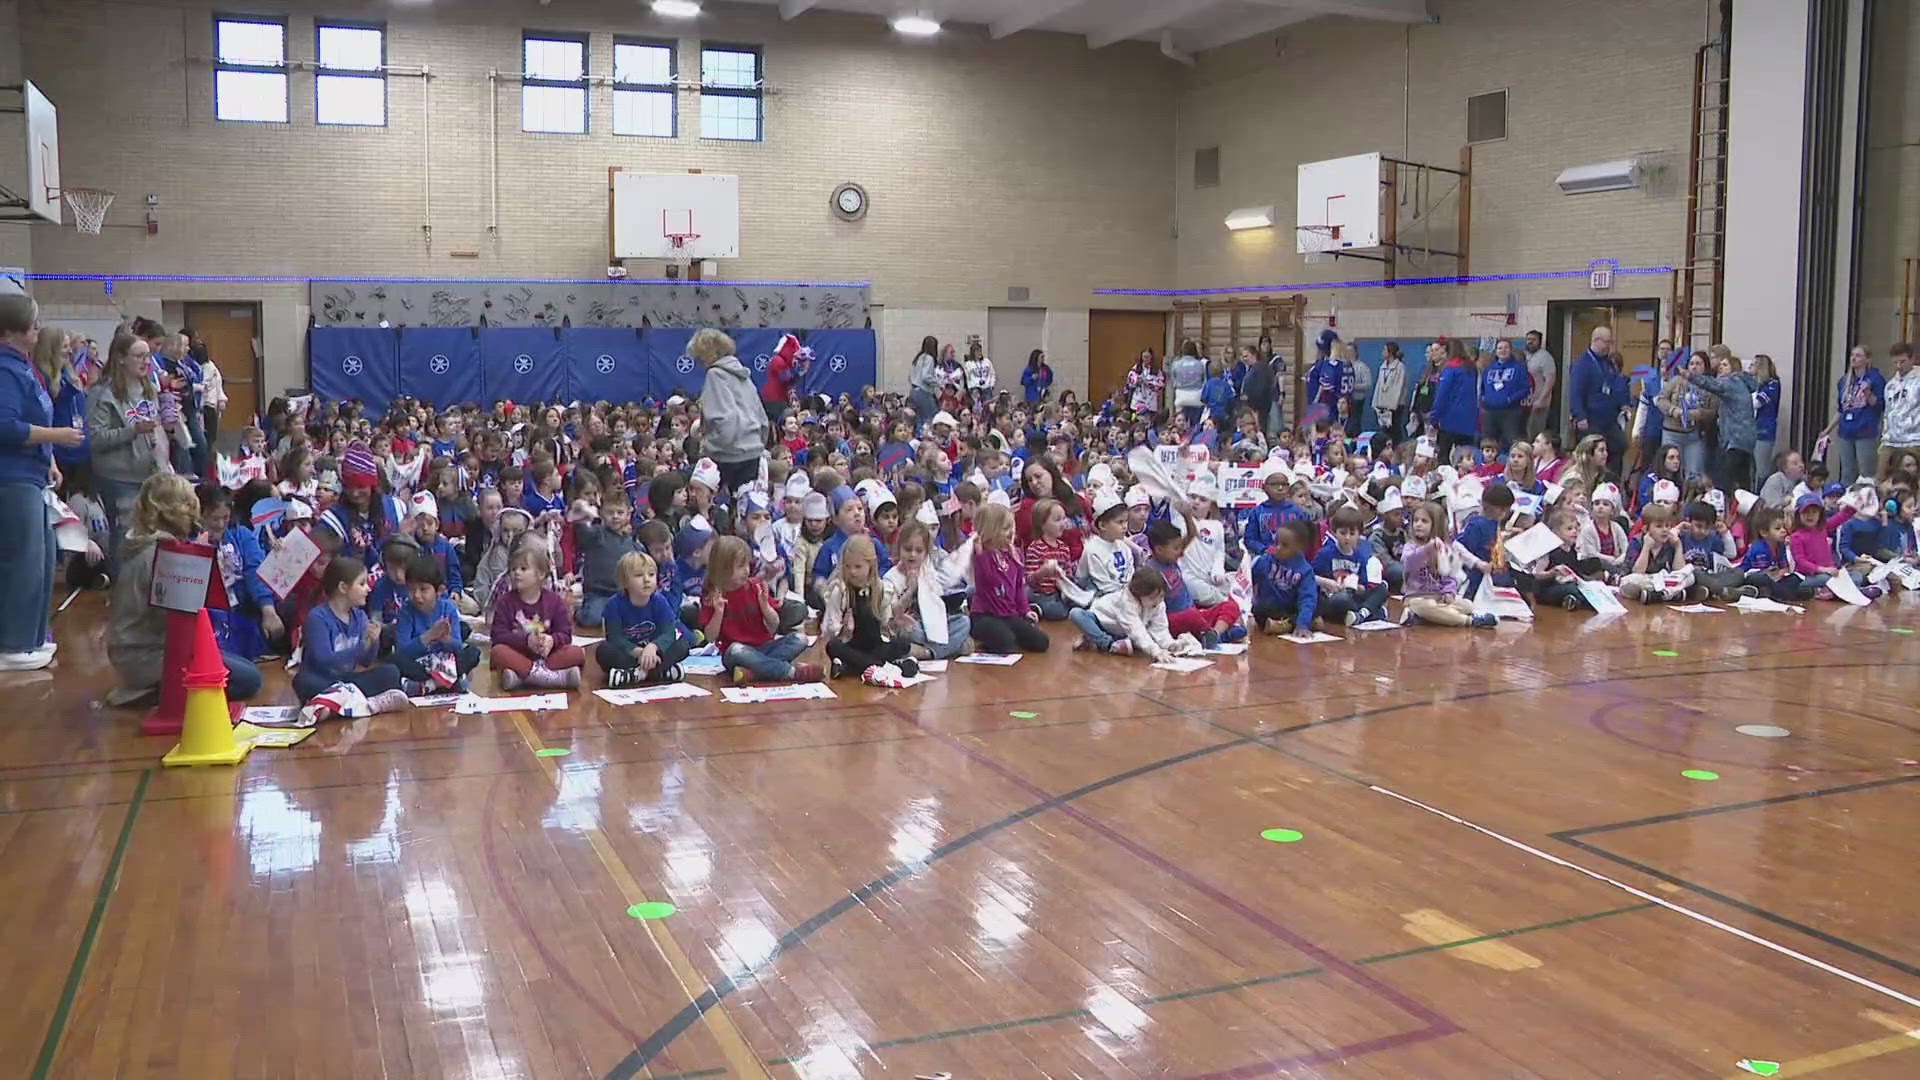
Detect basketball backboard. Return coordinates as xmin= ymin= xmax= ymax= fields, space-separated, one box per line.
xmin=1296 ymin=152 xmax=1381 ymax=254
xmin=24 ymin=81 xmax=61 ymax=225
xmin=611 ymin=170 xmax=740 ymax=260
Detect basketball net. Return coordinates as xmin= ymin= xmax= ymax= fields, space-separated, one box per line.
xmin=62 ymin=188 xmax=115 ymax=235
xmin=666 ymin=232 xmax=701 ymax=256
xmin=1298 ymin=224 xmax=1340 ymax=265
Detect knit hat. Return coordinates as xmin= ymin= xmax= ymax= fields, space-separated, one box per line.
xmin=830 ymin=484 xmax=857 ymax=514
xmin=801 ymin=491 xmax=830 ymax=519
xmin=342 ymin=442 xmax=379 ymax=490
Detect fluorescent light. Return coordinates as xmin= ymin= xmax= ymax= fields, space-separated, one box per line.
xmin=1224 ymin=205 xmax=1275 ymax=231
xmin=652 ymin=0 xmax=702 ymax=17
xmin=892 ymin=15 xmax=941 ymax=35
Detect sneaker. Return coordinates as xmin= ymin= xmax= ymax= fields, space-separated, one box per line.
xmin=365 ymin=688 xmax=413 ymax=715
xmin=0 ymin=650 xmax=53 ymax=672
xmin=1686 ymin=584 xmax=1710 ymax=603
xmin=662 ymin=664 xmax=683 ymax=682
xmin=497 ymin=668 xmax=522 ymax=691
xmin=1344 ymin=610 xmax=1360 ymax=627
xmin=1221 ymin=624 xmax=1248 ymax=644
xmin=400 ymin=679 xmax=429 ymax=698
xmin=88 ymin=573 xmax=112 ymax=592
xmin=1561 ymin=594 xmax=1582 ymax=611
xmin=561 ymin=667 xmax=581 ymax=690
xmin=897 ymin=657 xmax=920 ymax=677
xmin=792 ymin=662 xmax=824 ymax=682
xmin=1737 ymin=585 xmax=1761 ymax=598
xmin=1471 ymin=612 xmax=1499 ymax=628
xmin=1865 ymin=585 xmax=1886 ymax=600
xmin=454 ymin=675 xmax=472 ymax=693
xmin=1400 ymin=607 xmax=1419 ymax=626
xmin=606 ymin=667 xmax=636 ymax=689
xmin=1198 ymin=629 xmax=1221 ymax=649
xmin=829 ymin=657 xmax=845 ymax=680
xmin=1815 ymin=586 xmax=1835 ymax=601
xmin=730 ymin=666 xmax=752 ymax=685
xmin=1110 ymin=639 xmax=1133 ymax=656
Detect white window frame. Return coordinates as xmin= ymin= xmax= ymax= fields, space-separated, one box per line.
xmin=521 ymin=32 xmax=590 ymax=134
xmin=213 ymin=14 xmax=290 ymax=124
xmin=315 ymin=21 xmax=387 ymax=127
xmin=699 ymin=44 xmax=763 ymax=142
xmin=613 ymin=37 xmax=678 ymax=139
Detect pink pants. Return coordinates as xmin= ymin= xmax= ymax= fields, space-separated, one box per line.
xmin=1166 ymin=598 xmax=1240 ymax=638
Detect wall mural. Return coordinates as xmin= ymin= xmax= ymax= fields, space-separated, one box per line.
xmin=309 ymin=280 xmax=869 ymax=330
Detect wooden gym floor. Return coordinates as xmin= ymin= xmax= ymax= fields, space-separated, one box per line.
xmin=7 ymin=593 xmax=1920 ymax=1079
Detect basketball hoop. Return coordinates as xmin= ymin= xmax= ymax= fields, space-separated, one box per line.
xmin=665 ymin=231 xmax=701 ymax=255
xmin=62 ymin=188 xmax=115 ymax=235
xmin=1298 ymin=223 xmax=1341 ymax=261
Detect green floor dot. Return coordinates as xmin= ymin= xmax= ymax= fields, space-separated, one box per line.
xmin=1681 ymin=769 xmax=1720 ymax=781
xmin=1894 ymin=628 xmax=1915 ymax=635
xmin=627 ymin=901 xmax=676 ymax=920
xmin=1261 ymin=828 xmax=1304 ymax=843
xmin=1652 ymin=649 xmax=1680 ymax=657
xmin=534 ymin=747 xmax=569 ymax=757
xmin=1009 ymin=711 xmax=1038 ymax=719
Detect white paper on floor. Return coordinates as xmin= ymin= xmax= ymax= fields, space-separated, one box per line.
xmin=1730 ymin=595 xmax=1805 ymax=614
xmin=1671 ymin=604 xmax=1723 ymax=613
xmin=594 ymin=683 xmax=711 ymax=706
xmin=1578 ymin=580 xmax=1628 ymax=616
xmin=1203 ymin=642 xmax=1250 ymax=654
xmin=572 ymin=636 xmax=604 ymax=648
xmin=1282 ymin=631 xmax=1345 ymax=644
xmin=407 ymin=693 xmax=462 ymax=707
xmin=454 ymin=693 xmax=570 ymax=714
xmin=1825 ymin=572 xmax=1872 ymax=606
xmin=954 ymin=653 xmax=1022 ymax=665
xmin=1150 ymin=656 xmax=1213 ymax=673
xmin=241 ymin=705 xmax=301 ymax=724
xmin=918 ymin=659 xmax=950 ymax=672
xmin=680 ymin=646 xmax=726 ymax=677
xmin=1350 ymin=620 xmax=1402 ymax=632
xmin=720 ymin=683 xmax=838 ymax=704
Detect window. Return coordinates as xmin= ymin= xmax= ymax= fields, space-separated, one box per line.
xmin=700 ymin=46 xmax=762 ymax=141
xmin=613 ymin=38 xmax=676 ymax=138
xmin=1468 ymin=89 xmax=1508 ymax=143
xmin=522 ymin=33 xmax=588 ymax=134
xmin=214 ymin=15 xmax=289 ymax=123
xmin=316 ymin=23 xmax=385 ymax=126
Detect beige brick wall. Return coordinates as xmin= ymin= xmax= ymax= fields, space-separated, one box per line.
xmin=0 ymin=0 xmax=31 ymax=272
xmin=1171 ymin=0 xmax=1704 ymax=338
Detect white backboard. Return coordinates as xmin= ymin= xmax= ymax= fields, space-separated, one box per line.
xmin=25 ymin=81 xmax=61 ymax=225
xmin=1296 ymin=152 xmax=1381 ymax=253
xmin=612 ymin=171 xmax=739 ymax=260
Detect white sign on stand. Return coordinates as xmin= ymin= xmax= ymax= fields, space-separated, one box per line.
xmin=150 ymin=540 xmax=216 ymax=613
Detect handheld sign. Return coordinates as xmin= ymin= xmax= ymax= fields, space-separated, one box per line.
xmin=151 ymin=539 xmax=228 ymax=613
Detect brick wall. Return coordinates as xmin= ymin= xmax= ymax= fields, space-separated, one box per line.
xmin=0 ymin=0 xmax=30 ymax=273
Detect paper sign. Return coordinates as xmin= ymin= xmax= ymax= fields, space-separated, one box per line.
xmin=955 ymin=653 xmax=1022 ymax=665
xmin=1502 ymin=522 xmax=1563 ymax=567
xmin=1282 ymin=630 xmax=1344 ymax=644
xmin=1351 ymin=620 xmax=1403 ymax=631
xmin=453 ymin=693 xmax=569 ymax=714
xmin=1472 ymin=576 xmax=1534 ymax=621
xmin=1150 ymin=656 xmax=1213 ymax=673
xmin=150 ymin=539 xmax=222 ymax=613
xmin=408 ymin=693 xmax=462 ymax=707
xmin=257 ymin=525 xmax=322 ymax=600
xmin=1203 ymin=642 xmax=1250 ymax=654
xmin=1825 ymin=571 xmax=1871 ymax=606
xmin=918 ymin=659 xmax=950 ymax=672
xmin=1155 ymin=444 xmax=1183 ymax=470
xmin=1218 ymin=466 xmax=1263 ymax=508
xmin=594 ymin=683 xmax=711 ymax=706
xmin=1671 ymin=603 xmax=1722 ymax=613
xmin=1577 ymin=580 xmax=1627 ymax=615
xmin=720 ymin=683 xmax=838 ymax=704
xmin=1181 ymin=444 xmax=1211 ymax=465
xmin=680 ymin=652 xmax=726 ymax=677
xmin=1731 ymin=595 xmax=1804 ymax=613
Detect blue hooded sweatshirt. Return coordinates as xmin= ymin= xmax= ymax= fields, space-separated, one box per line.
xmin=1430 ymin=357 xmax=1479 ymax=437
xmin=1479 ymin=355 xmax=1531 ymax=411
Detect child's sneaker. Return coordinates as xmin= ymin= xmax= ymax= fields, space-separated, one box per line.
xmin=1471 ymin=612 xmax=1498 ymax=628
xmin=829 ymin=657 xmax=846 ymax=680
xmin=1221 ymin=624 xmax=1248 ymax=644
xmin=1198 ymin=629 xmax=1221 ymax=648
xmin=792 ymin=662 xmax=824 ymax=682
xmin=1737 ymin=584 xmax=1761 ymax=598
xmin=896 ymin=657 xmax=920 ymax=677
xmin=1252 ymin=615 xmax=1270 ymax=634
xmin=1399 ymin=607 xmax=1420 ymax=626
xmin=1686 ymin=584 xmax=1710 ymax=603
xmin=497 ymin=668 xmax=522 ymax=691
xmin=561 ymin=667 xmax=582 ymax=690
xmin=606 ymin=666 xmax=637 ymax=689
xmin=400 ymin=679 xmax=429 ymax=698
xmin=730 ymin=666 xmax=752 ymax=685
xmin=1111 ymin=639 xmax=1133 ymax=656
xmin=1865 ymin=584 xmax=1886 ymax=600
xmin=662 ymin=664 xmax=683 ymax=682
xmin=453 ymin=675 xmax=471 ymax=694
xmin=524 ymin=661 xmax=561 ymax=689
xmin=1815 ymin=586 xmax=1836 ymax=601
xmin=1344 ymin=610 xmax=1360 ymax=627
xmin=1561 ymin=594 xmax=1582 ymax=611
xmin=365 ymin=688 xmax=413 ymax=715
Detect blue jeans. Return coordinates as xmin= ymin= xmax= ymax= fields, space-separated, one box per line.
xmin=724 ymin=633 xmax=808 ymax=681
xmin=576 ymin=590 xmax=613 ymax=629
xmin=1068 ymin=607 xmax=1116 ymax=652
xmin=1837 ymin=435 xmax=1879 ymax=485
xmin=224 ymin=653 xmax=265 ymax=701
xmin=0 ymin=481 xmax=54 ymax=653
xmin=904 ymin=613 xmax=971 ymax=660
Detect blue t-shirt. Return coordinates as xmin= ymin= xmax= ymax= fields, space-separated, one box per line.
xmin=1251 ymin=551 xmax=1317 ymax=629
xmin=1837 ymin=369 xmax=1886 ymax=438
xmin=604 ymin=590 xmax=686 ymax=650
xmin=1311 ymin=537 xmax=1377 ymax=591
xmin=1146 ymin=556 xmax=1194 ymax=613
xmin=1457 ymin=513 xmax=1499 ymax=594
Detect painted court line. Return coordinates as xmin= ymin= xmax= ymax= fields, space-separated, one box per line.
xmin=1371 ymin=784 xmax=1920 ymax=1013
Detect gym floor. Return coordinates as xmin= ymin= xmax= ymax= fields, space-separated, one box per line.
xmin=7 ymin=594 xmax=1920 ymax=1079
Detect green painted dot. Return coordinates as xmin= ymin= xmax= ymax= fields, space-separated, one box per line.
xmin=535 ymin=747 xmax=569 ymax=757
xmin=627 ymin=901 xmax=676 ymax=920
xmin=1652 ymin=649 xmax=1680 ymax=657
xmin=1261 ymin=828 xmax=1304 ymax=843
xmin=1894 ymin=628 xmax=1915 ymax=635
xmin=1681 ymin=769 xmax=1720 ymax=781
xmin=1009 ymin=711 xmax=1039 ymax=719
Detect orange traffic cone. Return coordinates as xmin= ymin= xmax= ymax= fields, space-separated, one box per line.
xmin=162 ymin=609 xmax=253 ymax=767
xmin=139 ymin=610 xmax=199 ymax=736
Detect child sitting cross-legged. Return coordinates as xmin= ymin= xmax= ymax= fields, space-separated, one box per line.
xmin=393 ymin=553 xmax=481 ymax=695
xmin=597 ymin=550 xmax=694 ymax=688
xmin=821 ymin=534 xmax=920 ymax=682
xmin=295 ymin=557 xmax=411 ymax=715
xmin=1070 ymin=565 xmax=1202 ymax=660
xmin=1401 ymin=502 xmax=1499 ymax=628
xmin=488 ymin=539 xmax=585 ymax=690
xmin=1142 ymin=513 xmax=1245 ymax=647
xmin=1311 ymin=505 xmax=1389 ymax=626
xmin=1250 ymin=518 xmax=1321 ymax=636
xmin=702 ymin=535 xmax=822 ymax=684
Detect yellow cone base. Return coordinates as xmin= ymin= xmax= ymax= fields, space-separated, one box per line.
xmin=162 ymin=686 xmax=253 ymax=768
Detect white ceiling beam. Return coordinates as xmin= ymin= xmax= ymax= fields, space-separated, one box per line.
xmin=1085 ymin=0 xmax=1225 ymax=50
xmin=1246 ymin=0 xmax=1432 ymax=22
xmin=778 ymin=0 xmax=821 ymax=19
xmin=1182 ymin=6 xmax=1320 ymax=54
xmin=991 ymin=0 xmax=1087 ymax=39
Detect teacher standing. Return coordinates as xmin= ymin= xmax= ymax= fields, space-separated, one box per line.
xmin=0 ymin=294 xmax=84 ymax=671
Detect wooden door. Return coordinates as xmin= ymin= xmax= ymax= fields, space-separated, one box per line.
xmin=185 ymin=303 xmax=260 ymax=436
xmin=1088 ymin=310 xmax=1168 ymax=404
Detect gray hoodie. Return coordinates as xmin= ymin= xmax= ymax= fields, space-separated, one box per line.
xmin=699 ymin=355 xmax=770 ymax=464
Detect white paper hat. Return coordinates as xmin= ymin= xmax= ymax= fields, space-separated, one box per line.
xmin=1652 ymin=479 xmax=1681 ymax=503
xmin=690 ymin=457 xmax=721 ymax=491
xmin=409 ymin=491 xmax=438 ymax=521
xmin=1188 ymin=472 xmax=1221 ymax=506
xmin=1377 ymin=487 xmax=1404 ymax=515
xmin=1125 ymin=485 xmax=1151 ymax=508
xmin=930 ymin=411 xmax=958 ymax=431
xmin=1401 ymin=474 xmax=1429 ymax=500
xmin=1086 ymin=463 xmax=1116 ymax=491
xmin=985 ymin=488 xmax=1011 ymax=508
xmin=1415 ymin=436 xmax=1437 ymax=461
xmin=1704 ymin=488 xmax=1726 ymax=513
xmin=784 ymin=473 xmax=813 ymax=501
xmin=1091 ymin=489 xmax=1125 ymax=519
xmin=861 ymin=479 xmax=897 ymax=514
xmin=914 ymin=501 xmax=939 ymax=527
xmin=1592 ymin=482 xmax=1623 ymax=507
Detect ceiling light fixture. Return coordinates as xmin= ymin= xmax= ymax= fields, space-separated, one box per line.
xmin=891 ymin=15 xmax=941 ymax=35
xmin=652 ymin=0 xmax=702 ymax=17
xmin=1224 ymin=205 xmax=1276 ymax=231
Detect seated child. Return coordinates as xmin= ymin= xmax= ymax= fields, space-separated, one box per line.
xmin=1078 ymin=490 xmax=1138 ymax=599
xmin=1517 ymin=508 xmax=1603 ymax=611
xmin=598 ymin=551 xmax=695 ymax=687
xmin=409 ymin=491 xmax=465 ymax=600
xmin=702 ymin=535 xmax=822 ymax=683
xmin=393 ymin=554 xmax=481 ymax=695
xmin=1579 ymin=482 xmax=1631 ymax=575
xmin=1739 ymin=507 xmax=1814 ymax=601
xmin=884 ymin=520 xmax=971 ymax=661
xmin=472 ymin=505 xmax=531 ymax=602
xmin=968 ymin=502 xmax=1051 ymax=653
xmin=671 ymin=514 xmax=716 ymax=624
xmin=295 ymin=557 xmax=409 ymax=711
xmin=1250 ymin=518 xmax=1320 ymax=635
xmin=821 ymin=535 xmax=919 ymax=681
xmin=1680 ymin=500 xmax=1754 ymax=601
xmin=1366 ymin=488 xmax=1410 ymax=593
xmin=1071 ymin=565 xmax=1199 ymax=660
xmin=1786 ymin=493 xmax=1848 ymax=600
xmin=1619 ymin=504 xmax=1698 ymax=603
xmin=199 ymin=484 xmax=281 ymax=660
xmin=574 ymin=495 xmax=641 ymax=629
xmin=1312 ymin=505 xmax=1388 ymax=626
xmin=488 ymin=540 xmax=585 ymax=690
xmin=1402 ymin=502 xmax=1499 ymax=628
xmin=1143 ymin=517 xmax=1245 ymax=646
xmin=1023 ymin=497 xmax=1079 ymax=620
xmin=1453 ymin=482 xmax=1512 ymax=599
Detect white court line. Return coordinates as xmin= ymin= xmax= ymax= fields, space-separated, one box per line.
xmin=1370 ymin=784 xmax=1920 ymax=1012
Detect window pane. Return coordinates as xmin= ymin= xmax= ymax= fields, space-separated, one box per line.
xmin=217 ymin=20 xmax=284 ymax=66
xmin=615 ymin=43 xmax=672 ymax=86
xmin=319 ymin=26 xmax=383 ymax=71
xmin=215 ymin=70 xmax=288 ymax=122
xmin=318 ymin=74 xmax=385 ymax=125
xmin=613 ymin=89 xmax=674 ymax=137
xmin=522 ymin=85 xmax=586 ymax=133
xmin=524 ymin=37 xmax=584 ymax=81
xmin=701 ymin=93 xmax=759 ymax=141
xmin=701 ymin=49 xmax=757 ymax=88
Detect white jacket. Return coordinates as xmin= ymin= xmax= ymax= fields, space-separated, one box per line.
xmin=1090 ymin=590 xmax=1175 ymax=659
xmin=1176 ymin=517 xmax=1230 ymax=606
xmin=964 ymin=357 xmax=997 ymax=395
xmin=1372 ymin=357 xmax=1407 ymax=413
xmin=1079 ymin=533 xmax=1138 ymax=597
xmin=202 ymin=360 xmax=228 ymax=410
xmin=1577 ymin=515 xmax=1631 ymax=569
xmin=882 ymin=562 xmax=950 ymax=645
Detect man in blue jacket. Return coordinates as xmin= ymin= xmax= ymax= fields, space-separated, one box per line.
xmin=1567 ymin=326 xmax=1629 ymax=480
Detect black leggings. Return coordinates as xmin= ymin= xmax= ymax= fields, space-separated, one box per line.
xmin=1743 ymin=569 xmax=1811 ymax=601
xmin=596 ymin=634 xmax=693 ymax=677
xmin=1317 ymin=583 xmax=1387 ymax=624
xmin=970 ymin=612 xmax=1050 ymax=653
xmin=826 ymin=634 xmax=912 ymax=674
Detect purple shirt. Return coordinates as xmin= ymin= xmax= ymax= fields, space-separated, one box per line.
xmin=971 ymin=544 xmax=1030 ymax=618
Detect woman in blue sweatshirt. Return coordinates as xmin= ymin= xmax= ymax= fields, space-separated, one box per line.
xmin=1428 ymin=339 xmax=1481 ymax=462
xmin=1824 ymin=345 xmax=1885 ymax=484
xmin=0 ymin=296 xmax=85 ymax=671
xmin=1478 ymin=339 xmax=1532 ymax=451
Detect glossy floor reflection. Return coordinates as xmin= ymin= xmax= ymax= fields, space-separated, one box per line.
xmin=7 ymin=594 xmax=1920 ymax=1078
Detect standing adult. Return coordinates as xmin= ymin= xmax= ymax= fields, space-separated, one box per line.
xmin=36 ymin=328 xmax=90 ymax=483
xmin=196 ymin=333 xmax=226 ymax=447
xmin=87 ymin=331 xmax=168 ymax=572
xmin=1019 ymin=349 xmax=1053 ymax=404
xmin=1478 ymin=338 xmax=1531 ymax=450
xmin=1428 ymin=338 xmax=1480 ymax=461
xmin=1686 ymin=351 xmax=1758 ymax=493
xmin=0 ymin=295 xmax=83 ymax=670
xmin=1750 ymin=353 xmax=1783 ymax=477
xmin=1168 ymin=340 xmax=1208 ymax=429
xmin=693 ymin=328 xmax=770 ymax=496
xmin=1567 ymin=326 xmax=1629 ymax=478
xmin=1303 ymin=329 xmax=1353 ymax=428
xmin=1522 ymin=330 xmax=1557 ymax=439
xmin=963 ymin=342 xmax=997 ymax=405
xmin=760 ymin=332 xmax=809 ymax=427
xmin=1656 ymin=351 xmax=1717 ymax=481
xmin=1876 ymin=343 xmax=1920 ymax=477
xmin=1824 ymin=344 xmax=1884 ymax=485
xmin=1633 ymin=340 xmax=1679 ymax=474
xmin=1372 ymin=343 xmax=1409 ymax=444
xmin=1407 ymin=341 xmax=1444 ymax=440
xmin=908 ymin=336 xmax=939 ymax=423
xmin=1241 ymin=341 xmax=1276 ymax=435
xmin=1125 ymin=349 xmax=1163 ymax=417
xmin=933 ymin=344 xmax=966 ymax=415
xmin=165 ymin=331 xmax=206 ymax=479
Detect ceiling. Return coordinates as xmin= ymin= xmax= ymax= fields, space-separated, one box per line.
xmin=731 ymin=0 xmax=1433 ymax=55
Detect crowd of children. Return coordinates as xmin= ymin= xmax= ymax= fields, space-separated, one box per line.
xmin=113 ymin=328 xmax=1918 ymax=715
